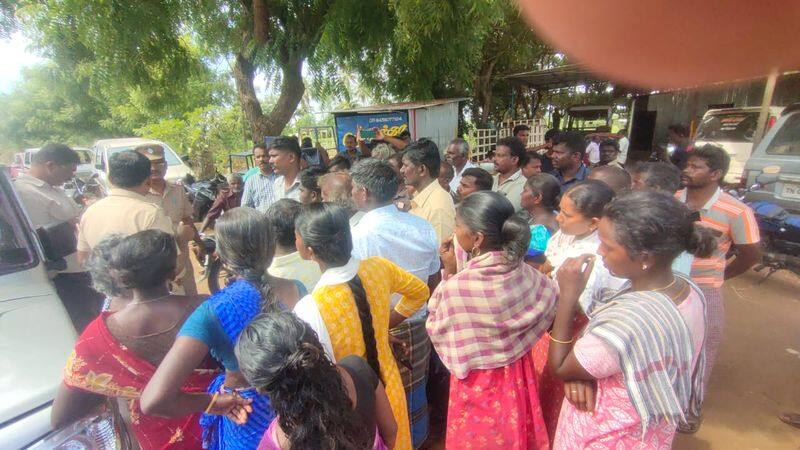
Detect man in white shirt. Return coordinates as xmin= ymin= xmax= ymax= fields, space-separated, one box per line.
xmin=491 ymin=137 xmax=528 ymax=211
xmin=350 ymin=158 xmax=439 ymax=448
xmin=586 ymin=135 xmax=601 ymax=166
xmin=617 ymin=128 xmax=629 ymax=165
xmin=444 ymin=138 xmax=475 ymax=194
xmin=269 ymin=136 xmax=302 ymax=201
xmin=265 ymin=199 xmax=322 ymax=292
xmin=14 ymin=143 xmax=103 ymax=331
xmin=241 ymin=143 xmax=277 ymax=212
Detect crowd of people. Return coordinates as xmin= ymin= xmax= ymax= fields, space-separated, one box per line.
xmin=13 ymin=123 xmax=763 ymax=449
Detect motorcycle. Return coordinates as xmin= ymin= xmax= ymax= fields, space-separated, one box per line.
xmin=728 ymin=172 xmax=800 ymax=282
xmin=185 ymin=173 xmax=227 ymax=222
xmin=195 ymin=235 xmax=233 ymax=294
xmin=70 ymin=173 xmax=107 ymax=207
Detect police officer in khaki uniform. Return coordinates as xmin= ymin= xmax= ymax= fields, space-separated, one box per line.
xmin=77 ymin=150 xmax=175 ymax=265
xmin=135 ymin=143 xmax=200 ymax=295
xmin=15 ymin=143 xmax=103 ymax=331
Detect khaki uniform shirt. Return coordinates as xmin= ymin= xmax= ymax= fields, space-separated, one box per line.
xmin=410 ymin=181 xmax=456 ymax=243
xmin=14 ymin=174 xmax=83 ymax=272
xmin=147 ymin=181 xmax=193 ymax=228
xmin=493 ymin=169 xmax=527 ymax=212
xmin=77 ymin=189 xmax=174 ymax=252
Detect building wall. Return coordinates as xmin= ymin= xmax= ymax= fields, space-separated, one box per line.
xmin=643 ymin=73 xmax=800 ymax=148
xmin=411 ymin=102 xmax=460 ymax=154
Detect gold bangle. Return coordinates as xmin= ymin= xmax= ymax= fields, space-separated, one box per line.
xmin=547 ymin=331 xmax=574 ymax=345
xmin=204 ymin=392 xmax=219 ymax=414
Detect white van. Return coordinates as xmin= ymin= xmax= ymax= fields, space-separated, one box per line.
xmin=0 ymin=167 xmax=130 ymax=448
xmin=694 ymin=106 xmax=784 ymax=185
xmin=91 ymin=138 xmax=195 ymax=189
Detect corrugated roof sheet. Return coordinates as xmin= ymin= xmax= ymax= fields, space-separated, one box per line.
xmin=502 ymin=64 xmax=601 ymax=90
xmin=332 ymin=98 xmax=468 ymax=114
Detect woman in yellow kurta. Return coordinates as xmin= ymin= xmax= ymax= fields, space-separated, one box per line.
xmin=293 ymin=203 xmax=430 ymax=450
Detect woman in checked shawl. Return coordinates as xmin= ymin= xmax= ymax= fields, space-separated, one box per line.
xmin=548 ymin=190 xmax=715 ymax=449
xmin=427 ymin=191 xmax=557 ymax=449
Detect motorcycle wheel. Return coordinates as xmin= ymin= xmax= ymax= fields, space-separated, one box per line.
xmin=207 ymin=258 xmax=234 ymax=294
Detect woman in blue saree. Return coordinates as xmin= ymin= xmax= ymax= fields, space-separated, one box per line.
xmin=141 ymin=207 xmax=305 ymax=449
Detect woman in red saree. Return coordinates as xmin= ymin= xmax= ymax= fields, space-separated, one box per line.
xmin=51 ymin=230 xmax=227 ymax=449
xmin=427 ymin=192 xmax=557 ymax=449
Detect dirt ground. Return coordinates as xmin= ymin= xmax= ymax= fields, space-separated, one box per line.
xmin=193 ymin=261 xmax=800 ymax=449
xmin=674 ymin=269 xmax=800 ymax=449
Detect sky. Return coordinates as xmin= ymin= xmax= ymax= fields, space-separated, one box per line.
xmin=0 ymin=33 xmax=42 ymax=94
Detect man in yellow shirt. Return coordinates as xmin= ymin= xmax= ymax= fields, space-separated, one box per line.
xmin=401 ymin=138 xmax=456 ymax=243
xmin=77 ymin=151 xmax=174 ymax=264
xmin=137 ymin=144 xmax=199 ymax=295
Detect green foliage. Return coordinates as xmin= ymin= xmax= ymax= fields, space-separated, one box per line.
xmin=136 ymin=105 xmax=249 ymax=177
xmin=3 ymin=0 xmax=575 ymax=162
xmin=0 ymin=63 xmax=122 ymax=159
xmin=313 ymin=0 xmax=501 ymax=101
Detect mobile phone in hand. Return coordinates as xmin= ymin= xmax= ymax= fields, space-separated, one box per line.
xmin=361 ymin=129 xmax=376 ymax=139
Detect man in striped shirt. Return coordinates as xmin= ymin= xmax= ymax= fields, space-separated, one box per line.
xmin=677 ymin=144 xmax=761 ymax=431
xmin=241 ymin=143 xmax=276 ymax=212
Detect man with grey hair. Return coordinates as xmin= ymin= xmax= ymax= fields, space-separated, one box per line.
xmin=318 ymin=171 xmax=363 ymax=226
xmin=444 ymin=138 xmax=475 ymax=194
xmin=200 ymin=172 xmax=244 ymax=232
xmin=349 ymin=158 xmax=439 ymax=448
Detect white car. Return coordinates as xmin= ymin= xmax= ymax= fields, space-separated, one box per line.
xmin=694 ymin=106 xmax=784 ymax=185
xmin=91 ymin=138 xmax=195 ymax=188
xmin=0 ymin=167 xmax=131 ymax=448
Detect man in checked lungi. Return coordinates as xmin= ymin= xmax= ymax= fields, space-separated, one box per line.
xmin=350 ymin=158 xmax=441 ymax=448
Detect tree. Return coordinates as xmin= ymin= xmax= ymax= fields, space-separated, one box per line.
xmin=137 ymin=106 xmax=249 ymax=178
xmin=18 ymin=0 xmax=395 ymax=144
xmin=0 ymin=64 xmax=119 ymax=154
xmin=468 ymin=4 xmax=556 ymax=126
xmin=314 ymin=0 xmax=503 ymax=102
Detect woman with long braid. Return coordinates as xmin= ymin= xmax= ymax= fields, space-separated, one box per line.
xmin=293 ymin=203 xmax=430 ymax=450
xmin=141 ymin=208 xmax=305 ymax=449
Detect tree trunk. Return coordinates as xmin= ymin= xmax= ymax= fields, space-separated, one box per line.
xmin=232 ymin=53 xmax=305 ymax=144
xmin=472 ymin=57 xmax=497 ymax=127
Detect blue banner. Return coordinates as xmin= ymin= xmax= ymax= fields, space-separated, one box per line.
xmin=334 ymin=112 xmax=409 ymax=152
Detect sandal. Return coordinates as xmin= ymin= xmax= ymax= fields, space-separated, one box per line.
xmin=678 ymin=415 xmax=702 ymax=434
xmin=779 ymin=412 xmax=800 ymax=429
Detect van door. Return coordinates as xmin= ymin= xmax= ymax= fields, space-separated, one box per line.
xmin=0 ymin=172 xmax=77 ymax=447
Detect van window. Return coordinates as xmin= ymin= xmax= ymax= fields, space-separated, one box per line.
xmin=75 ymin=149 xmax=93 ymax=164
xmin=695 ymin=112 xmax=758 ymax=142
xmin=765 ymin=113 xmax=800 ymax=156
xmin=0 ymin=186 xmax=37 ymax=275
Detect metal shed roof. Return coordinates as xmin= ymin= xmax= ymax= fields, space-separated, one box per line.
xmin=331 ymin=98 xmax=468 ymax=114
xmin=502 ymin=64 xmax=601 ymax=90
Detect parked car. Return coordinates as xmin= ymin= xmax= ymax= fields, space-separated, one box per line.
xmin=694 ymin=106 xmax=784 ymax=185
xmin=0 ymin=166 xmax=130 ymax=448
xmin=742 ymin=103 xmax=800 ymax=214
xmin=91 ymin=138 xmax=195 ymax=188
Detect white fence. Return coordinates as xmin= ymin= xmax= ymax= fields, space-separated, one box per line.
xmin=466 ymin=119 xmax=548 ymax=162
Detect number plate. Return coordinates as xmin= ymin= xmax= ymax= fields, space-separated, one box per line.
xmin=782 ymin=183 xmax=800 ymax=200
